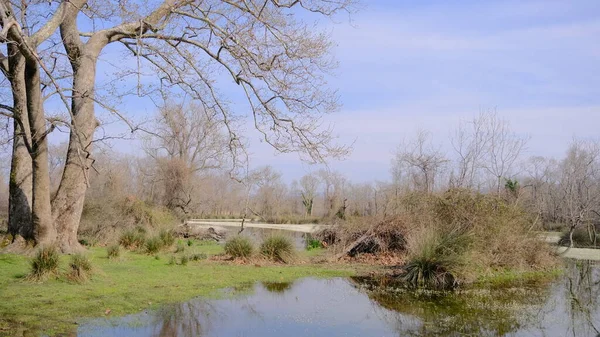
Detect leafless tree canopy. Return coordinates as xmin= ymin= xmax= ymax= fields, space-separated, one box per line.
xmin=0 ymin=0 xmax=355 ymax=251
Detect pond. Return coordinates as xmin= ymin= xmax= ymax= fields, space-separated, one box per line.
xmin=78 ymin=260 xmax=600 ymax=337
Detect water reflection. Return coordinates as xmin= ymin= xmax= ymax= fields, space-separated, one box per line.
xmin=77 ymin=261 xmax=600 ymax=337
xmin=261 ymin=281 xmax=294 ymax=293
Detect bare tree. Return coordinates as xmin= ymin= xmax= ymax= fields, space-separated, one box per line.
xmin=143 ymin=101 xmax=229 ymax=213
xmin=480 ymin=112 xmax=528 ymax=194
xmin=394 ymin=130 xmax=448 ymax=193
xmin=450 ymin=112 xmax=491 ymax=189
xmin=249 ymin=166 xmax=288 ymax=220
xmin=298 ymin=173 xmax=320 ymax=217
xmin=0 ymin=0 xmax=354 ymax=251
xmin=558 ymin=140 xmax=600 ymax=247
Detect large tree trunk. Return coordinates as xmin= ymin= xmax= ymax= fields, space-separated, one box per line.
xmin=52 ymin=28 xmax=103 ymax=252
xmin=25 ymin=61 xmax=56 ymax=246
xmin=7 ymin=48 xmax=33 ymax=241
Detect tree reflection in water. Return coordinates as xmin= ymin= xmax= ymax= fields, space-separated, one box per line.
xmin=78 ymin=261 xmax=600 ymax=337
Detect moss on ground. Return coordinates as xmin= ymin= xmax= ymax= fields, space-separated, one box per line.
xmin=0 ymin=240 xmax=354 ymax=336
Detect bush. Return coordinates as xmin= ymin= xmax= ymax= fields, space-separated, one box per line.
xmin=167 ymin=256 xmax=176 ymax=265
xmin=79 ymin=197 xmax=177 ymax=246
xmin=190 ymin=253 xmax=207 ymax=261
xmin=402 ymin=227 xmax=470 ymax=289
xmin=327 ymin=189 xmax=557 ymax=280
xmin=67 ymin=254 xmax=93 ymax=283
xmin=260 ymin=235 xmax=295 ymax=263
xmin=28 ymin=246 xmax=60 ymax=281
xmin=145 ymin=236 xmax=164 ymax=254
xmin=224 ymin=236 xmax=254 ymax=259
xmin=175 ymin=242 xmax=186 ymax=253
xmin=119 ymin=230 xmax=146 ymax=250
xmin=306 ymin=238 xmax=323 ymax=250
xmin=107 ymin=244 xmax=120 ymax=259
xmin=180 ymin=255 xmax=189 ymax=266
xmin=159 ymin=229 xmax=175 ymax=247
xmin=187 ymin=240 xmax=193 ymax=247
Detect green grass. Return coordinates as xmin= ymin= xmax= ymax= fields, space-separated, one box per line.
xmin=0 ymin=240 xmax=354 ymax=336
xmin=474 ymin=268 xmax=564 ymax=288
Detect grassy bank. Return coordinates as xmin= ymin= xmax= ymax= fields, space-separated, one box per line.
xmin=0 ymin=241 xmax=354 ymax=336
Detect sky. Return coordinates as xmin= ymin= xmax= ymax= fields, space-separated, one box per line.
xmin=43 ymin=0 xmax=600 ymax=184
xmin=299 ymin=0 xmax=600 ymax=182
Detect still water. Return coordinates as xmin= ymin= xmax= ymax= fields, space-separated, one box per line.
xmin=78 ymin=261 xmax=600 ymax=337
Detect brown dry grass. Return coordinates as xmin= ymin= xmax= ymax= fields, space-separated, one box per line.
xmin=320 ymin=189 xmax=558 ymax=285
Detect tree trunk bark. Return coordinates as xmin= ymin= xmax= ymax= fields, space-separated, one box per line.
xmin=25 ymin=61 xmax=56 ymax=246
xmin=52 ymin=43 xmax=102 ymax=253
xmin=7 ymin=48 xmax=33 ymax=241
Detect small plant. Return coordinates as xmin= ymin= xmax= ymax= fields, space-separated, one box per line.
xmin=167 ymin=256 xmax=176 ymax=265
xmin=224 ymin=236 xmax=254 ymax=259
xmin=107 ymin=244 xmax=120 ymax=259
xmin=145 ymin=236 xmax=164 ymax=254
xmin=261 ymin=235 xmax=295 ymax=263
xmin=159 ymin=229 xmax=175 ymax=247
xmin=401 ymin=228 xmax=470 ymax=290
xmin=187 ymin=239 xmax=193 ymax=247
xmin=119 ymin=230 xmax=146 ymax=250
xmin=190 ymin=253 xmax=207 ymax=261
xmin=306 ymin=238 xmax=323 ymax=250
xmin=28 ymin=246 xmax=60 ymax=281
xmin=67 ymin=254 xmax=93 ymax=283
xmin=180 ymin=255 xmax=189 ymax=266
xmin=175 ymin=242 xmax=186 ymax=253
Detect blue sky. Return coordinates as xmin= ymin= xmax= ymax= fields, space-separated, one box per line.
xmin=47 ymin=0 xmax=600 ymax=184
xmin=286 ymin=0 xmax=600 ymax=182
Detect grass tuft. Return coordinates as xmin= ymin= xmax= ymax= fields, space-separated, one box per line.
xmin=261 ymin=235 xmax=295 ymax=263
xmin=119 ymin=230 xmax=146 ymax=250
xmin=190 ymin=253 xmax=207 ymax=261
xmin=158 ymin=229 xmax=175 ymax=247
xmin=224 ymin=236 xmax=254 ymax=259
xmin=401 ymin=227 xmax=470 ymax=289
xmin=175 ymin=242 xmax=186 ymax=253
xmin=67 ymin=254 xmax=93 ymax=283
xmin=27 ymin=246 xmax=60 ymax=282
xmin=180 ymin=255 xmax=189 ymax=266
xmin=107 ymin=244 xmax=120 ymax=259
xmin=167 ymin=255 xmax=177 ymax=265
xmin=145 ymin=236 xmax=163 ymax=254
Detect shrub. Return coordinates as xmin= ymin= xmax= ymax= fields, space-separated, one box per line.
xmin=167 ymin=256 xmax=176 ymax=265
xmin=119 ymin=230 xmax=146 ymax=250
xmin=145 ymin=236 xmax=164 ymax=254
xmin=180 ymin=255 xmax=189 ymax=266
xmin=190 ymin=253 xmax=207 ymax=261
xmin=224 ymin=236 xmax=254 ymax=259
xmin=159 ymin=229 xmax=175 ymax=247
xmin=175 ymin=242 xmax=186 ymax=253
xmin=401 ymin=227 xmax=470 ymax=289
xmin=187 ymin=239 xmax=193 ymax=247
xmin=306 ymin=238 xmax=323 ymax=250
xmin=107 ymin=244 xmax=120 ymax=259
xmin=67 ymin=254 xmax=93 ymax=283
xmin=260 ymin=235 xmax=295 ymax=263
xmin=28 ymin=246 xmax=60 ymax=281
